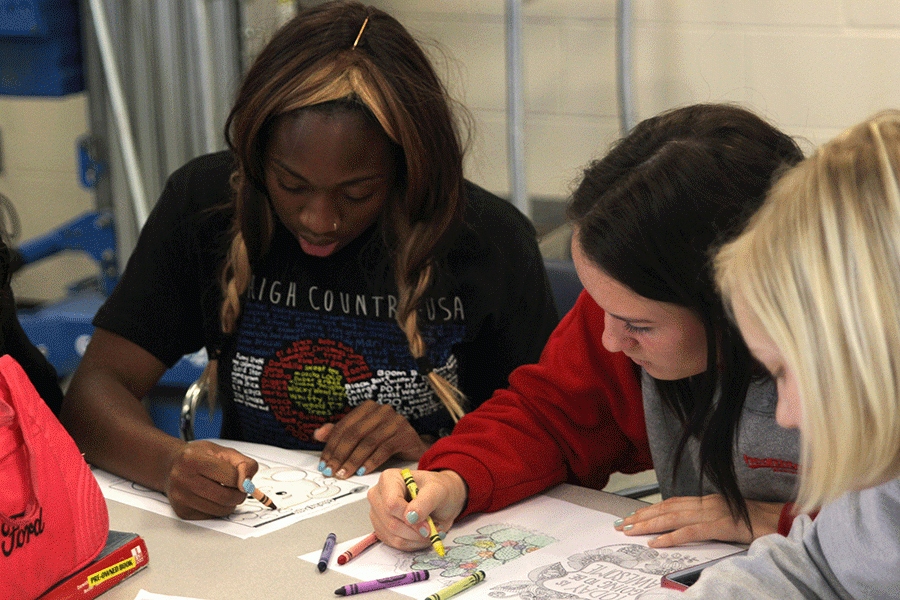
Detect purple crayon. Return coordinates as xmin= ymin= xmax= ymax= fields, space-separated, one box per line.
xmin=334 ymin=570 xmax=430 ymax=596
xmin=318 ymin=532 xmax=337 ymax=572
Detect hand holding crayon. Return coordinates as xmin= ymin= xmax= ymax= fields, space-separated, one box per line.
xmin=242 ymin=478 xmax=278 ymax=510
xmin=400 ymin=468 xmax=446 ymax=557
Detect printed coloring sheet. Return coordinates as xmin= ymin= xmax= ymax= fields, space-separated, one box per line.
xmin=302 ymin=495 xmax=743 ymax=599
xmin=93 ymin=440 xmax=396 ymax=539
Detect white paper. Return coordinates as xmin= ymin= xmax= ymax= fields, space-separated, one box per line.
xmin=301 ymin=496 xmax=742 ymax=599
xmin=94 ymin=440 xmax=412 ymax=539
xmin=134 ymin=591 xmax=206 ymax=600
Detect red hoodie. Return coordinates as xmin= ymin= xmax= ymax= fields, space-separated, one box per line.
xmin=420 ymin=290 xmax=653 ymax=517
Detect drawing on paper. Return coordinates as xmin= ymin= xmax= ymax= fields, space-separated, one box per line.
xmin=108 ymin=459 xmax=367 ymax=528
xmin=487 ymin=543 xmax=700 ymax=600
xmin=398 ymin=524 xmax=557 ymax=579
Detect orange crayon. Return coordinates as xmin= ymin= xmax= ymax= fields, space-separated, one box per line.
xmin=242 ymin=478 xmax=278 ymax=510
xmin=337 ymin=532 xmax=379 ymax=565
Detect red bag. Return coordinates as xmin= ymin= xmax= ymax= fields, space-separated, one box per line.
xmin=0 ymin=355 xmax=109 ymax=599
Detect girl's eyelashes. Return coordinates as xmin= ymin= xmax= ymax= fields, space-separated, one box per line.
xmin=276 ymin=177 xmax=309 ymax=194
xmin=344 ymin=192 xmax=374 ymax=203
xmin=275 ymin=177 xmax=375 ymax=203
xmin=623 ymin=322 xmax=652 ymax=334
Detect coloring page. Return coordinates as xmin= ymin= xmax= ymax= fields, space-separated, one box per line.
xmin=93 ymin=440 xmax=397 ymax=538
xmin=303 ymin=496 xmax=742 ymax=599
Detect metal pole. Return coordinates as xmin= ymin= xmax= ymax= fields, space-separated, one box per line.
xmin=191 ymin=0 xmax=219 ymax=154
xmin=616 ymin=0 xmax=636 ymax=135
xmin=86 ymin=0 xmax=150 ymax=226
xmin=505 ymin=0 xmax=529 ymax=218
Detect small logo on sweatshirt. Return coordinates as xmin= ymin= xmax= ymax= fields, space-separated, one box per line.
xmin=1 ymin=507 xmax=45 ymax=557
xmin=743 ymin=455 xmax=798 ymax=474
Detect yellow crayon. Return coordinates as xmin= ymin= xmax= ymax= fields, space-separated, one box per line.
xmin=400 ymin=468 xmax=446 ymax=557
xmin=423 ymin=570 xmax=486 ymax=600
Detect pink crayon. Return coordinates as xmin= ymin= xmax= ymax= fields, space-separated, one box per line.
xmin=334 ymin=570 xmax=430 ymax=596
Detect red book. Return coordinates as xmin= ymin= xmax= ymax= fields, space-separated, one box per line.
xmin=38 ymin=531 xmax=149 ymax=600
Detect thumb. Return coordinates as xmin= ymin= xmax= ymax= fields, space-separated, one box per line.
xmin=401 ymin=475 xmax=437 ymax=530
xmin=234 ymin=459 xmax=259 ymax=489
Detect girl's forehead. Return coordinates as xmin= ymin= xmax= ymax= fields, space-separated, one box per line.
xmin=267 ymin=110 xmax=396 ymax=181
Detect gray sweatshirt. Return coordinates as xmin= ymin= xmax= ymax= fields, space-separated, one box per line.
xmin=652 ymin=476 xmax=900 ymax=599
xmin=642 ymin=371 xmax=800 ymax=502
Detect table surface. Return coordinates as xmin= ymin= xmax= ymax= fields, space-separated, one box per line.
xmin=101 ymin=464 xmax=647 ymax=600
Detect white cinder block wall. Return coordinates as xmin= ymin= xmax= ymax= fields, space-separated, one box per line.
xmin=373 ymin=0 xmax=900 ymax=200
xmin=5 ymin=0 xmax=900 ymax=302
xmin=0 ymin=94 xmax=96 ymax=303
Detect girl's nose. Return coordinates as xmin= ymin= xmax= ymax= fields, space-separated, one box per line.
xmin=301 ymin=195 xmax=340 ymax=235
xmin=601 ymin=313 xmax=637 ymax=354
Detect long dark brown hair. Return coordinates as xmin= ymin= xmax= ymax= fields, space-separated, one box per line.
xmin=568 ymin=104 xmax=804 ymax=529
xmin=218 ymin=1 xmax=469 ymax=419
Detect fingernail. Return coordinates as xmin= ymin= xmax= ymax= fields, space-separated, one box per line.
xmin=613 ymin=518 xmax=624 ymax=528
xmin=623 ymin=524 xmax=634 ymax=531
xmin=323 ymin=466 xmax=333 ymax=477
xmin=438 ymin=531 xmax=446 ymax=540
xmin=242 ymin=479 xmax=254 ymax=494
xmin=626 ymin=511 xmax=636 ymax=517
xmin=419 ymin=526 xmax=429 ymax=537
xmin=335 ymin=468 xmax=347 ymax=479
xmin=318 ymin=461 xmax=326 ymax=472
xmin=406 ymin=511 xmax=419 ymax=524
xmin=356 ymin=466 xmax=366 ymax=476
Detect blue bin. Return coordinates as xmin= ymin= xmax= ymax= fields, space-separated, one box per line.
xmin=0 ymin=0 xmax=80 ymax=37
xmin=0 ymin=0 xmax=83 ymax=96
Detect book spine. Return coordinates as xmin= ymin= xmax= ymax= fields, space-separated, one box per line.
xmin=660 ymin=575 xmax=688 ymax=591
xmin=39 ymin=536 xmax=149 ymax=600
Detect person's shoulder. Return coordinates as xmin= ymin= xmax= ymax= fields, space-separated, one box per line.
xmin=462 ymin=180 xmax=537 ymax=238
xmin=167 ymin=151 xmax=235 ymax=193
xmin=155 ymin=151 xmax=235 ymax=218
xmin=171 ymin=150 xmax=235 ymax=177
xmin=136 ymin=153 xmax=234 ymax=254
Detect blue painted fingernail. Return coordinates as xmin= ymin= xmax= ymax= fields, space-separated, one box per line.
xmin=614 ymin=519 xmax=624 ymax=527
xmin=626 ymin=511 xmax=636 ymax=517
xmin=438 ymin=531 xmax=446 ymax=540
xmin=624 ymin=524 xmax=634 ymax=531
xmin=323 ymin=466 xmax=333 ymax=477
xmin=318 ymin=461 xmax=325 ymax=472
xmin=356 ymin=466 xmax=366 ymax=476
xmin=419 ymin=526 xmax=429 ymax=537
xmin=406 ymin=511 xmax=419 ymax=524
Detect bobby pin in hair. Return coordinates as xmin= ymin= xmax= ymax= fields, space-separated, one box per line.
xmin=352 ymin=16 xmax=369 ymax=49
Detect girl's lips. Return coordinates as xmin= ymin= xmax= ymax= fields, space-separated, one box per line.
xmin=299 ymin=237 xmax=339 ymax=257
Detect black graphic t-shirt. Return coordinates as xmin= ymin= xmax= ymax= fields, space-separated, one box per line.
xmin=94 ymin=151 xmax=558 ymax=449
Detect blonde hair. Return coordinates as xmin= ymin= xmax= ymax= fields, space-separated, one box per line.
xmin=715 ymin=110 xmax=900 ymax=512
xmin=215 ymin=2 xmax=468 ymax=421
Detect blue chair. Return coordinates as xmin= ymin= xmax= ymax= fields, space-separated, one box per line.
xmin=544 ymin=259 xmax=582 ymax=318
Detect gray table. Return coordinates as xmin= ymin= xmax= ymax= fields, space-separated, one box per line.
xmin=102 ymin=478 xmax=646 ymax=599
